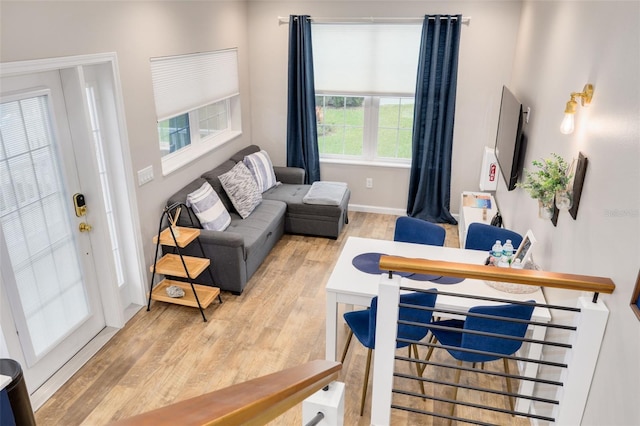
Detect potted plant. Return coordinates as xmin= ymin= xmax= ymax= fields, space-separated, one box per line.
xmin=518 ymin=153 xmax=573 ymax=219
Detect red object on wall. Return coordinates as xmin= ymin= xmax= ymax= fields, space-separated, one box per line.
xmin=480 ymin=147 xmax=499 ymax=191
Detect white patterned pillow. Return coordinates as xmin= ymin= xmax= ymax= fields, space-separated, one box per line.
xmin=185 ymin=181 xmax=231 ymax=231
xmin=218 ymin=162 xmax=262 ymax=219
xmin=243 ymin=150 xmax=278 ymax=193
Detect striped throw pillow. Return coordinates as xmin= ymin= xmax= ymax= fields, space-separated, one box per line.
xmin=218 ymin=162 xmax=263 ymax=219
xmin=185 ymin=181 xmax=231 ymax=231
xmin=243 ymin=150 xmax=277 ymax=193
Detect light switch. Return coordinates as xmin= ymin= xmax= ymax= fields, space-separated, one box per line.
xmin=137 ymin=166 xmax=154 ymax=186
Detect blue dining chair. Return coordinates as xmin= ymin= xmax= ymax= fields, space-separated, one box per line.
xmin=425 ymin=302 xmax=535 ymax=415
xmin=341 ymin=290 xmax=437 ymax=416
xmin=464 ymin=222 xmax=523 ymax=251
xmin=394 ymin=216 xmax=446 ymax=246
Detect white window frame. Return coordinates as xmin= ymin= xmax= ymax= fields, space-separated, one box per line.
xmin=316 ymin=93 xmax=413 ymax=166
xmin=159 ymin=97 xmax=241 ymax=175
xmin=150 ymin=49 xmax=242 ymax=175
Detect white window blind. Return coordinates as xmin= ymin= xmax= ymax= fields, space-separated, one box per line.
xmin=312 ymin=24 xmax=422 ymax=95
xmin=150 ymin=49 xmax=239 ymax=122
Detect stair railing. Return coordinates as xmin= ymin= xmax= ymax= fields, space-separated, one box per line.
xmin=109 ymin=360 xmax=341 ymax=426
xmin=370 ymin=256 xmax=614 ymax=425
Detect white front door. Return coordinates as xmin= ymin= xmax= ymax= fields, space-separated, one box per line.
xmin=0 ymin=70 xmax=106 ymax=392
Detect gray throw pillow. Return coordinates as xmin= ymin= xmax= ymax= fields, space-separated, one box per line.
xmin=218 ymin=162 xmax=262 ymax=219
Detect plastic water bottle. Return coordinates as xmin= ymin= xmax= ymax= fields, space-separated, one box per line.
xmin=502 ymin=239 xmax=514 ymax=264
xmin=491 ymin=240 xmax=503 ymax=264
xmin=511 ymin=258 xmax=524 ymax=269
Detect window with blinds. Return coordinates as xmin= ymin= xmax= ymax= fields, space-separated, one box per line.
xmin=150 ymin=49 xmax=242 ymax=175
xmin=312 ymin=24 xmax=421 ymax=163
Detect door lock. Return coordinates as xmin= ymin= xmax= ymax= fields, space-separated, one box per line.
xmin=79 ymin=222 xmax=92 ymax=232
xmin=73 ymin=193 xmax=87 ymax=217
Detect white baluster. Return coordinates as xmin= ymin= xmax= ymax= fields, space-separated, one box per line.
xmin=555 ymin=296 xmax=609 ymax=424
xmin=370 ymin=273 xmax=401 ymax=425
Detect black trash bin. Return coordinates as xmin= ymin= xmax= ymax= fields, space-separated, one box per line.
xmin=0 ymin=359 xmax=36 ymax=426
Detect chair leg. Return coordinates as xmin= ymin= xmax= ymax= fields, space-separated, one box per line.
xmin=425 ymin=335 xmax=439 ymax=362
xmin=360 ymin=348 xmax=373 ymax=416
xmin=503 ymin=358 xmax=515 ymax=413
xmin=450 ymin=360 xmax=463 ymax=420
xmin=340 ymin=330 xmax=354 ymax=364
xmin=410 ymin=344 xmax=426 ymax=397
xmin=411 ymin=344 xmax=423 ymax=375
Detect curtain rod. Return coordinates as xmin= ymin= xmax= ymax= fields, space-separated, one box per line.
xmin=277 ymin=16 xmax=471 ymax=26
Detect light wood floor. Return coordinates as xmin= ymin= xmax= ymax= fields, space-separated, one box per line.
xmin=35 ymin=212 xmax=530 ymax=425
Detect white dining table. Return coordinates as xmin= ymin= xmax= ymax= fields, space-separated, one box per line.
xmin=325 ymin=236 xmax=551 ymax=412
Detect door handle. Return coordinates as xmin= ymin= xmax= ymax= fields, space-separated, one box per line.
xmin=79 ymin=222 xmax=92 ymax=232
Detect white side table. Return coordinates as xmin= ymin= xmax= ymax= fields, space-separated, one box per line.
xmin=458 ymin=191 xmax=497 ymax=248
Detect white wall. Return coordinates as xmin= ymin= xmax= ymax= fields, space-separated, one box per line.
xmin=0 ymin=0 xmax=522 ymax=265
xmin=247 ymin=1 xmax=522 ymax=214
xmin=0 ymin=0 xmax=253 ymax=275
xmin=498 ymin=1 xmax=639 ymax=424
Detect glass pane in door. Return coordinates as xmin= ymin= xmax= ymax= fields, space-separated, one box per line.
xmin=0 ymin=95 xmax=90 ymax=363
xmin=85 ymin=85 xmax=125 ymax=287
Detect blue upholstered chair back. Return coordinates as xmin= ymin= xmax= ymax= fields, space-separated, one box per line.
xmin=394 ymin=216 xmax=446 ymax=246
xmin=464 ymin=222 xmax=522 ymax=251
xmin=445 ymin=302 xmax=534 ymax=363
xmin=346 ymin=291 xmax=437 ymax=350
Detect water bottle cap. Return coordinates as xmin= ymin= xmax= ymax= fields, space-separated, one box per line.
xmin=506 ymin=239 xmax=512 ymax=244
xmin=495 ymin=240 xmax=501 ymax=244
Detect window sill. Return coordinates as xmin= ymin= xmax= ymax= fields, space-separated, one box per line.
xmin=320 ymin=158 xmax=411 ymax=169
xmin=161 ymin=130 xmax=242 ymax=176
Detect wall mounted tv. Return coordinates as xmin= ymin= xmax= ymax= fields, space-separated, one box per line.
xmin=494 ymin=85 xmax=526 ymax=191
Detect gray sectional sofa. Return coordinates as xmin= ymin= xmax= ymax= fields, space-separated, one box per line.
xmin=166 ymin=145 xmax=350 ymax=294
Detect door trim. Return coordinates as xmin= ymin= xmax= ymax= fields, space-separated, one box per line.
xmin=1 ymin=52 xmax=147 ymax=324
xmin=0 ymin=52 xmax=146 ymax=405
xmin=1 ymin=52 xmax=123 ymax=77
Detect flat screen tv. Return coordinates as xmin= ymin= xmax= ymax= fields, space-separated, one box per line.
xmin=494 ymin=86 xmax=526 ymax=191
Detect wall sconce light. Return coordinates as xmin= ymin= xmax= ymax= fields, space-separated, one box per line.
xmin=560 ymin=84 xmax=594 ymax=134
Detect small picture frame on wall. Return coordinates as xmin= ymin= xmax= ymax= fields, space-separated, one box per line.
xmin=513 ymin=230 xmax=537 ymax=265
xmin=569 ymin=152 xmax=589 ymax=220
xmin=630 ymin=269 xmax=640 ymax=321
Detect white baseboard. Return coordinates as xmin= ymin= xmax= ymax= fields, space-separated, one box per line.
xmin=123 ymin=303 xmax=143 ymax=323
xmin=349 ymin=204 xmax=460 ymax=222
xmin=348 ymin=204 xmax=406 ymax=216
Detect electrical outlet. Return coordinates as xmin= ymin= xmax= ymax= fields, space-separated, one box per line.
xmin=366 ymin=178 xmax=373 ymax=188
xmin=137 ymin=166 xmax=154 ymax=186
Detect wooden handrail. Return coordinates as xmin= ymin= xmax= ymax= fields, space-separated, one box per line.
xmin=109 ymin=360 xmax=341 ymax=426
xmin=379 ymin=256 xmax=615 ymax=294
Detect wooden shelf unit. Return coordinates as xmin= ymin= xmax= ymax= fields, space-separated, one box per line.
xmin=150 ymin=279 xmax=220 ymax=309
xmin=147 ymin=205 xmax=222 ymax=322
xmin=151 ymin=253 xmax=210 ymax=279
xmin=153 ymin=226 xmax=200 ymax=248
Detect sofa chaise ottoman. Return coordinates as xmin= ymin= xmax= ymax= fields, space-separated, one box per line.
xmin=234 ymin=145 xmax=350 ymax=239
